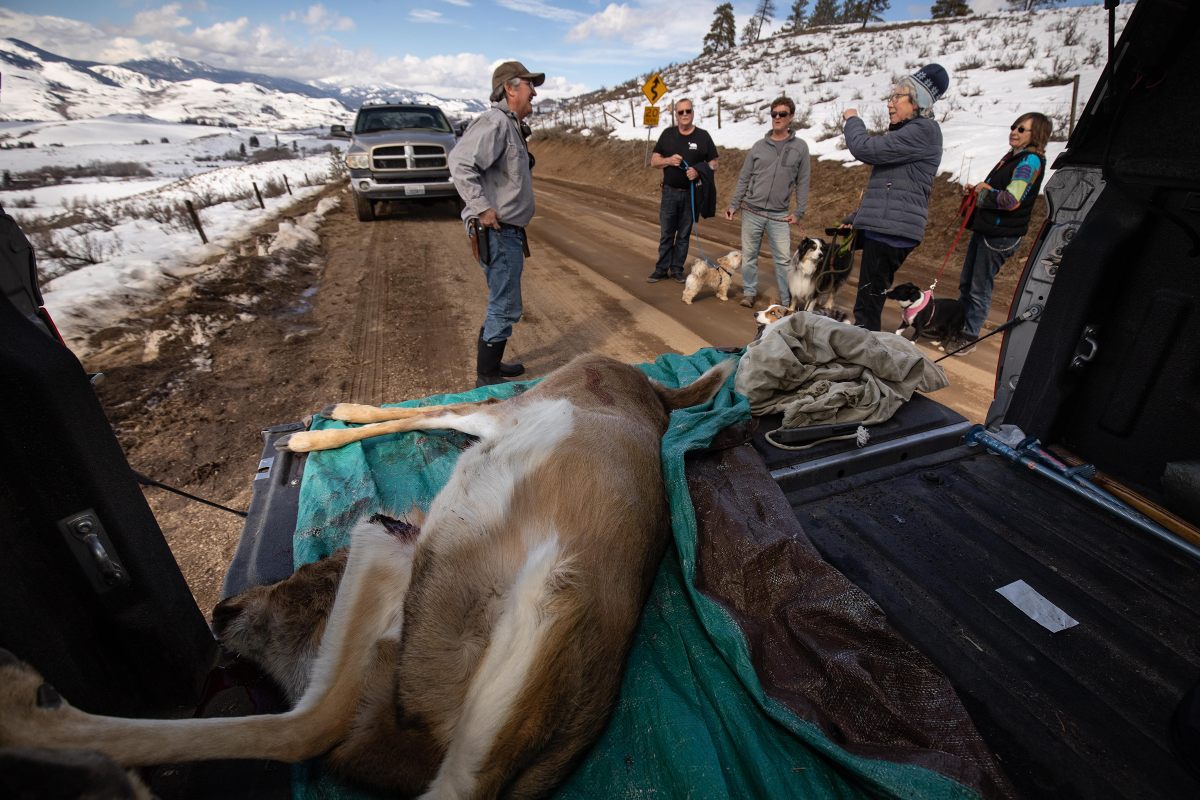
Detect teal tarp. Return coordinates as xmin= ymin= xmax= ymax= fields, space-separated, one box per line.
xmin=291 ymin=348 xmax=980 ymax=800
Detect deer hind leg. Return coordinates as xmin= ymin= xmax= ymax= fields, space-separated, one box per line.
xmin=0 ymin=518 xmax=417 ymax=768
xmin=280 ymin=404 xmax=504 ymax=453
xmin=321 ymin=398 xmax=499 ymax=424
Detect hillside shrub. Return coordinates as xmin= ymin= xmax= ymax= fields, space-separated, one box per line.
xmin=248 ymin=147 xmax=297 ymax=164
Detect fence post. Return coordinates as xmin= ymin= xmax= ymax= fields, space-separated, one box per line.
xmin=717 ymin=97 xmax=722 ymax=129
xmin=253 ymin=182 xmax=265 ymax=209
xmin=1069 ymin=74 xmax=1080 ymax=136
xmin=630 ymin=99 xmax=635 ymax=128
xmin=284 ymin=175 xmax=292 ymax=195
xmin=184 ymin=200 xmax=208 ymax=244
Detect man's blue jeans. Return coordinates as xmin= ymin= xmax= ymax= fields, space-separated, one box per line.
xmin=956 ymin=232 xmax=1021 ymax=339
xmin=740 ymin=211 xmax=792 ymax=305
xmin=654 ymin=186 xmax=693 ymax=277
xmin=480 ymin=225 xmax=525 ymax=343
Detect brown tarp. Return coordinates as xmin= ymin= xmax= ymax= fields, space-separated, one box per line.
xmin=687 ymin=423 xmax=1016 ymax=798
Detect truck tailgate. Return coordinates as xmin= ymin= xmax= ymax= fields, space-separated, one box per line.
xmin=780 ymin=445 xmax=1200 ymax=799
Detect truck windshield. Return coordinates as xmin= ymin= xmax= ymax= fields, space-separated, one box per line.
xmin=355 ymin=110 xmax=452 ymax=134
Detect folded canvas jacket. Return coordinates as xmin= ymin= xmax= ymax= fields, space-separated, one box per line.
xmin=734 ymin=312 xmax=947 ymax=428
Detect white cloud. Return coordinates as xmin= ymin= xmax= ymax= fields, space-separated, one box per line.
xmin=497 ymin=0 xmax=586 ymax=24
xmin=567 ymin=3 xmax=636 ymax=39
xmin=442 ymin=0 xmax=473 ymax=6
xmin=0 ymin=9 xmax=116 ymax=59
xmin=187 ymin=18 xmax=252 ymax=56
xmin=129 ymin=4 xmax=191 ymax=37
xmin=284 ymin=4 xmax=356 ymax=33
xmin=566 ymin=2 xmax=709 ymax=55
xmin=410 ymin=9 xmax=449 ymax=23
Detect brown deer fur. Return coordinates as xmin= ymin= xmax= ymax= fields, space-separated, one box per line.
xmin=0 ymin=353 xmax=733 ymax=799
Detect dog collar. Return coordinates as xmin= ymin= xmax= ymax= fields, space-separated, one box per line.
xmin=902 ymin=291 xmax=932 ymax=324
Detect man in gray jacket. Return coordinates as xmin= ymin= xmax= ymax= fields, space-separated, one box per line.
xmin=726 ymin=96 xmax=812 ymax=309
xmin=841 ymin=63 xmax=948 ymax=331
xmin=449 ymin=60 xmax=542 ymax=386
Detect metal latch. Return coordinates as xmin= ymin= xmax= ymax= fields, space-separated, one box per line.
xmin=1069 ymin=324 xmax=1100 ymax=372
xmin=57 ymin=509 xmax=129 ymax=592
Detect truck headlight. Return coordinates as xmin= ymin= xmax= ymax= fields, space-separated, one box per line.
xmin=345 ymin=153 xmax=369 ymax=170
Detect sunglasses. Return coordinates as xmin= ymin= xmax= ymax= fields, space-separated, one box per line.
xmin=1010 ymin=124 xmax=1030 ymax=133
xmin=771 ymin=111 xmax=792 ymax=119
xmin=676 ymin=108 xmax=693 ymax=115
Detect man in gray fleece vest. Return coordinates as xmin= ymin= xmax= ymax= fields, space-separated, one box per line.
xmin=725 ymin=96 xmax=812 ymax=309
xmin=841 ymin=63 xmax=948 ymax=331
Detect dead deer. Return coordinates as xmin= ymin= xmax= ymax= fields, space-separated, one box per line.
xmin=0 ymin=353 xmax=733 ymax=799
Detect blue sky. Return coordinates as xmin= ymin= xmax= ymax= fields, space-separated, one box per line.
xmin=1 ymin=1 xmax=1102 ymax=99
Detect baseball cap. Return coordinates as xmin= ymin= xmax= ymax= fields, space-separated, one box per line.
xmin=491 ymin=61 xmax=545 ymax=97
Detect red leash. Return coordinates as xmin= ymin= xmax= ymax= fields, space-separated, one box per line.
xmin=930 ymin=191 xmax=977 ymax=292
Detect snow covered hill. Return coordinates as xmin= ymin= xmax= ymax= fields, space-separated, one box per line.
xmin=560 ymin=4 xmax=1133 ymax=185
xmin=0 ymin=38 xmax=487 ymax=128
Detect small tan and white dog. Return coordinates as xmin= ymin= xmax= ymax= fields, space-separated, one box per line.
xmin=681 ymin=250 xmax=743 ymax=304
xmin=0 ymin=353 xmax=733 ymax=799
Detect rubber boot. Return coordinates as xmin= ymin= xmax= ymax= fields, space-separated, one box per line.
xmin=478 ymin=328 xmax=524 ymax=377
xmin=476 ymin=337 xmax=508 ymax=388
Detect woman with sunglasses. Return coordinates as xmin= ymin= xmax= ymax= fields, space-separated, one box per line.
xmin=841 ymin=63 xmax=949 ymax=331
xmin=944 ymin=112 xmax=1052 ymax=356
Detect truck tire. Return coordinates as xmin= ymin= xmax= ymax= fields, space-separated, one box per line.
xmin=354 ymin=194 xmax=375 ymax=222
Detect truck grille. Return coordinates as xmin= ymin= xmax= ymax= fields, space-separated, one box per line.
xmin=370 ymin=144 xmax=448 ymax=171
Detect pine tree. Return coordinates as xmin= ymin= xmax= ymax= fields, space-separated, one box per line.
xmin=703 ymin=2 xmax=737 ymax=53
xmin=809 ymin=0 xmax=840 ymax=26
xmin=931 ymin=0 xmax=971 ymax=18
xmin=741 ymin=0 xmax=776 ymax=45
xmin=785 ymin=0 xmax=809 ymax=31
xmin=845 ymin=0 xmax=889 ymax=28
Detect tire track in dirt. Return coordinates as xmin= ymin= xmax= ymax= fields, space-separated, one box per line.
xmin=336 ymin=205 xmax=479 ymax=402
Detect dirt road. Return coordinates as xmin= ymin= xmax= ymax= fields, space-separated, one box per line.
xmin=89 ymin=166 xmax=1010 ymax=615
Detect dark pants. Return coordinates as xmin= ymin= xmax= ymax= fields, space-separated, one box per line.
xmin=853 ymin=236 xmax=914 ymax=331
xmin=654 ymin=185 xmax=693 ymax=277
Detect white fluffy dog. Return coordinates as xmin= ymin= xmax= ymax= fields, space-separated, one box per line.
xmin=681 ymin=251 xmax=743 ymax=304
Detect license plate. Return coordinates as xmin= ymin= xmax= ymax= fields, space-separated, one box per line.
xmin=405 ymin=185 xmax=426 ymax=196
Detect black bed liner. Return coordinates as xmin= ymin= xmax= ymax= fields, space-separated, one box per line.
xmin=774 ymin=439 xmax=1200 ymax=800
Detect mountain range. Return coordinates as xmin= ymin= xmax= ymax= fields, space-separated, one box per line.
xmin=0 ymin=38 xmax=487 ymax=129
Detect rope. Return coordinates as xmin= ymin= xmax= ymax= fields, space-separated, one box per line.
xmin=930 ymin=191 xmax=977 ymax=292
xmin=134 ymin=470 xmax=248 ymax=518
xmin=932 ymin=305 xmax=1034 ymax=363
xmin=764 ymin=425 xmax=870 ymax=451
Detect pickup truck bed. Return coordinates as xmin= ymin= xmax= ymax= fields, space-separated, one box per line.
xmin=759 ymin=407 xmax=1200 ymax=800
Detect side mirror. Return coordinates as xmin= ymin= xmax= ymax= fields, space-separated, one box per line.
xmin=330 ymin=124 xmax=351 ymax=139
xmin=453 ymin=120 xmax=467 ymax=138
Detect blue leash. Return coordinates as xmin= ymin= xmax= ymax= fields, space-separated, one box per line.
xmin=684 ymin=159 xmax=713 ymax=267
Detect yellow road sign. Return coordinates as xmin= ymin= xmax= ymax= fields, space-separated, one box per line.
xmin=642 ymin=73 xmax=667 ymax=105
xmin=643 ymin=106 xmax=660 ymax=128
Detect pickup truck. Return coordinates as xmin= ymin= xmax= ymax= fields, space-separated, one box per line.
xmin=330 ymin=102 xmax=462 ymax=222
xmin=1 ymin=1 xmax=1197 ymax=797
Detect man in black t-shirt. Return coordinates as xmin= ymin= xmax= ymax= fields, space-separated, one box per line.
xmin=648 ymin=99 xmax=719 ymax=283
